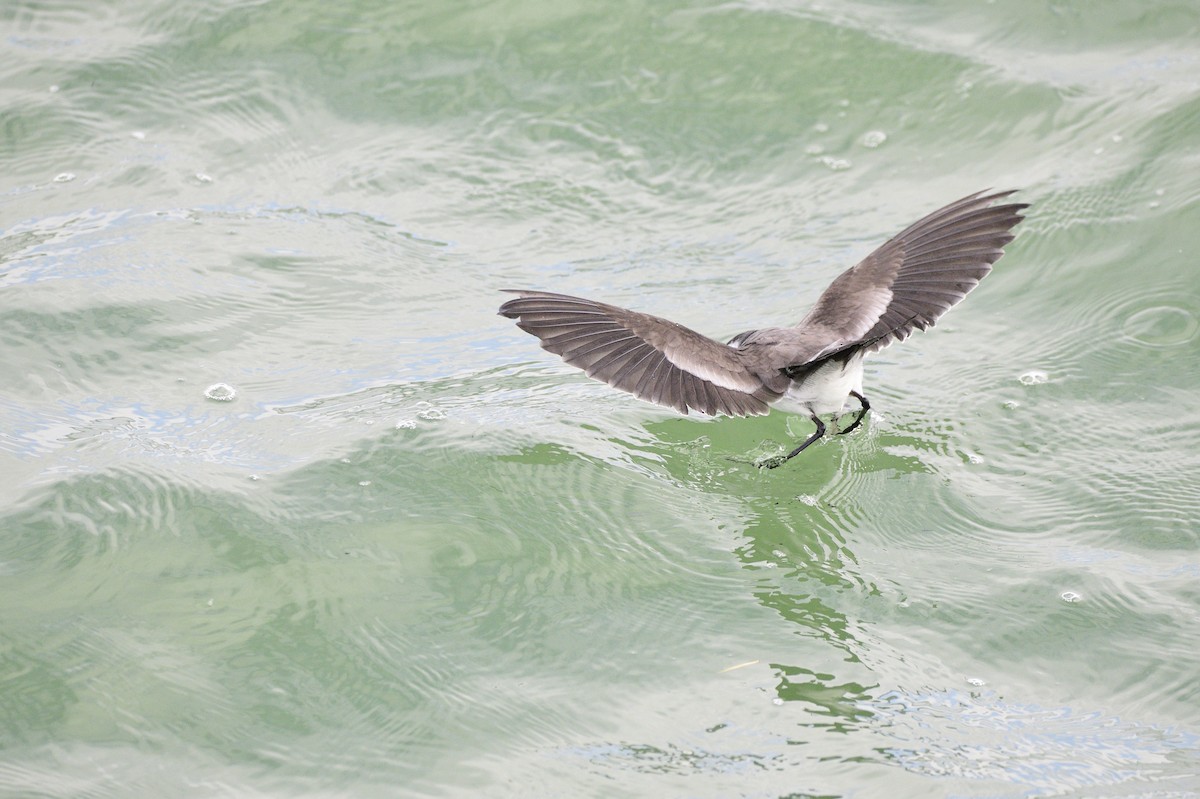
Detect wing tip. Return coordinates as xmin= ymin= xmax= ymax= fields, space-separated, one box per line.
xmin=980 ymin=188 xmax=1030 ymax=219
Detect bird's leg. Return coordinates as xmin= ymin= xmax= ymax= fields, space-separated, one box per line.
xmin=838 ymin=391 xmax=870 ymax=436
xmin=764 ymin=415 xmax=827 ymax=468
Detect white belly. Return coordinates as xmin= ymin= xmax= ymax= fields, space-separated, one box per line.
xmin=775 ymin=356 xmax=865 ymax=417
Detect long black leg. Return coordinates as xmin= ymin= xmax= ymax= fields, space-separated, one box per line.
xmin=838 ymin=391 xmax=870 ymax=436
xmin=764 ymin=415 xmax=826 ymax=469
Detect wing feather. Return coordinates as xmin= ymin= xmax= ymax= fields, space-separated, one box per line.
xmin=798 ymin=189 xmax=1026 ymax=354
xmin=499 ymin=291 xmax=779 ymax=416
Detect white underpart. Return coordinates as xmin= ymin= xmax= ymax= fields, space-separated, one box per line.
xmin=775 ymin=355 xmax=866 ymax=417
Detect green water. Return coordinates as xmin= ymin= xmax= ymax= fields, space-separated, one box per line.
xmin=3 ymin=1 xmax=1199 ymax=796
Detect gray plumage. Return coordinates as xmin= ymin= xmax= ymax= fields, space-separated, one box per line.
xmin=499 ymin=190 xmax=1027 ymax=430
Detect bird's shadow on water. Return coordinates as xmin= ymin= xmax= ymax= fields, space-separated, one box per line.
xmin=640 ymin=412 xmax=932 ymax=495
xmin=636 ymin=413 xmax=937 ymax=722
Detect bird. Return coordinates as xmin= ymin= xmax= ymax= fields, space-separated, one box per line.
xmin=498 ymin=189 xmax=1027 ymax=467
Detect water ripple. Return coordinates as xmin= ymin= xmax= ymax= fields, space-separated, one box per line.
xmin=871 ymin=688 xmax=1200 ymax=794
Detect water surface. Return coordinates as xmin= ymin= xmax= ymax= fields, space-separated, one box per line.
xmin=2 ymin=1 xmax=1199 ymax=796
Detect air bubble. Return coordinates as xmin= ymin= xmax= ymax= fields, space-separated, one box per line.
xmin=819 ymin=156 xmax=851 ymax=171
xmin=415 ymin=401 xmax=446 ymax=420
xmin=204 ymin=383 xmax=237 ymax=402
xmin=1061 ymin=591 xmax=1082 ymax=603
xmin=1018 ymin=370 xmax=1048 ymax=385
xmin=966 ymin=677 xmax=986 ymax=687
xmin=195 ymin=172 xmax=214 ymax=183
xmin=860 ymin=130 xmax=887 ymax=148
xmin=396 ymin=419 xmax=417 ymax=430
xmin=53 ymin=172 xmax=76 ymax=182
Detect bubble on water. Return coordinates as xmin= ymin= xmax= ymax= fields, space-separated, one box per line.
xmin=1061 ymin=591 xmax=1082 ymax=603
xmin=796 ymin=494 xmax=819 ymax=506
xmin=1111 ymin=133 xmax=1123 ymax=143
xmin=772 ymin=697 xmax=784 ymax=706
xmin=1154 ymin=188 xmax=1165 ymax=196
xmin=860 ymin=130 xmax=887 ymax=148
xmin=819 ymin=156 xmax=852 ymax=171
xmin=131 ymin=130 xmax=146 ymax=140
xmin=248 ymin=474 xmax=261 ymax=481
xmin=53 ymin=172 xmax=76 ymax=183
xmin=1002 ymin=399 xmax=1021 ymax=411
xmin=805 ymin=143 xmax=824 ymax=155
xmin=204 ymin=382 xmax=237 ymax=402
xmin=49 ymin=84 xmax=60 ymax=93
xmin=837 ymin=98 xmax=850 ymax=107
xmin=813 ymin=122 xmax=829 ymax=133
xmin=358 ymin=481 xmax=371 ymax=487
xmin=415 ymin=401 xmax=446 ymax=420
xmin=1093 ymin=146 xmax=1104 ymax=155
xmin=396 ymin=419 xmax=417 ymax=430
xmin=966 ymin=677 xmax=986 ymax=687
xmin=1018 ymin=370 xmax=1048 ymax=385
xmin=195 ymin=172 xmax=214 ymax=183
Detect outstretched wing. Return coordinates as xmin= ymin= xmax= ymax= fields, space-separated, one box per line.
xmin=498 ymin=290 xmax=779 ymax=416
xmin=798 ymin=189 xmax=1027 ymax=353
